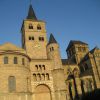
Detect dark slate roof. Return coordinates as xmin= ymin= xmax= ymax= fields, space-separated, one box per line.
xmin=80 ymin=69 xmax=93 ymax=77
xmin=62 ymin=59 xmax=76 ymax=65
xmin=79 ymin=52 xmax=89 ymax=64
xmin=66 ymin=40 xmax=88 ymax=51
xmin=62 ymin=59 xmax=68 ymax=65
xmin=47 ymin=34 xmax=57 ymax=45
xmin=27 ymin=5 xmax=37 ymax=20
xmin=90 ymin=46 xmax=99 ymax=54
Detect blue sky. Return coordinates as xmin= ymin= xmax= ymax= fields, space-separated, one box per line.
xmin=0 ymin=0 xmax=100 ymax=58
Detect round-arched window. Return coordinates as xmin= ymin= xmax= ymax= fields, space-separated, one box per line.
xmin=37 ymin=24 xmax=41 ymax=30
xmin=29 ymin=24 xmax=33 ymax=29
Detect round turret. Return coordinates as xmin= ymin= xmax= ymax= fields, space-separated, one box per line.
xmin=0 ymin=43 xmax=31 ymax=100
xmin=47 ymin=34 xmax=67 ymax=100
xmin=47 ymin=34 xmax=62 ymax=69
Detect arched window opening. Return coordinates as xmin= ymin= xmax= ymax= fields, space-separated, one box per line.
xmin=29 ymin=36 xmax=34 ymax=40
xmin=87 ymin=79 xmax=92 ymax=92
xmin=22 ymin=58 xmax=25 ymax=65
xmin=83 ymin=47 xmax=86 ymax=52
xmin=29 ymin=37 xmax=31 ymax=40
xmin=50 ymin=47 xmax=54 ymax=52
xmin=8 ymin=76 xmax=16 ymax=92
xmin=39 ymin=65 xmax=42 ymax=71
xmin=14 ymin=57 xmax=18 ymax=64
xmin=37 ymin=74 xmax=41 ymax=81
xmin=35 ymin=65 xmax=38 ymax=71
xmin=42 ymin=65 xmax=45 ymax=70
xmin=33 ymin=74 xmax=37 ymax=81
xmin=81 ymin=80 xmax=85 ymax=94
xmin=42 ymin=74 xmax=45 ymax=81
xmin=39 ymin=37 xmax=44 ymax=41
xmin=42 ymin=37 xmax=44 ymax=41
xmin=88 ymin=80 xmax=92 ymax=92
xmin=69 ymin=82 xmax=73 ymax=100
xmin=46 ymin=73 xmax=49 ymax=80
xmin=29 ymin=24 xmax=33 ymax=29
xmin=50 ymin=48 xmax=52 ymax=52
xmin=37 ymin=24 xmax=41 ymax=30
xmin=52 ymin=47 xmax=54 ymax=51
xmin=32 ymin=37 xmax=34 ymax=40
xmin=78 ymin=47 xmax=82 ymax=52
xmin=4 ymin=57 xmax=8 ymax=64
xmin=39 ymin=37 xmax=41 ymax=41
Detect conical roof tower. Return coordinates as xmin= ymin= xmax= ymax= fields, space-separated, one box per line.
xmin=27 ymin=4 xmax=37 ymax=20
xmin=47 ymin=34 xmax=57 ymax=45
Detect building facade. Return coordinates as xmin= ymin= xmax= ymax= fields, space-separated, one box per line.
xmin=0 ymin=4 xmax=100 ymax=100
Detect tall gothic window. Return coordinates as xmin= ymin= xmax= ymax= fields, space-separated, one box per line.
xmin=87 ymin=80 xmax=92 ymax=92
xmin=14 ymin=57 xmax=18 ymax=64
xmin=81 ymin=80 xmax=85 ymax=94
xmin=69 ymin=82 xmax=73 ymax=100
xmin=8 ymin=76 xmax=16 ymax=92
xmin=4 ymin=57 xmax=8 ymax=64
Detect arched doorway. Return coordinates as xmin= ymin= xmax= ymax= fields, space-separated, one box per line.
xmin=35 ymin=84 xmax=52 ymax=100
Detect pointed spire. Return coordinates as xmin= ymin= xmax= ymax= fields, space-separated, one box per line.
xmin=47 ymin=34 xmax=57 ymax=45
xmin=27 ymin=4 xmax=37 ymax=20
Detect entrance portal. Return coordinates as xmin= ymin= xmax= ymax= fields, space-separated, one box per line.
xmin=35 ymin=84 xmax=51 ymax=100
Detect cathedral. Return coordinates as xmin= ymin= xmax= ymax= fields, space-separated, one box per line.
xmin=0 ymin=4 xmax=100 ymax=100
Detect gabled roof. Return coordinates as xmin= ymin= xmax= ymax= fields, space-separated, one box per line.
xmin=66 ymin=40 xmax=88 ymax=51
xmin=27 ymin=4 xmax=37 ymax=20
xmin=90 ymin=46 xmax=99 ymax=54
xmin=61 ymin=59 xmax=76 ymax=65
xmin=79 ymin=52 xmax=89 ymax=63
xmin=47 ymin=34 xmax=57 ymax=45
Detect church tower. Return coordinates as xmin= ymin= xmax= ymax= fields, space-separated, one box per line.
xmin=47 ymin=34 xmax=67 ymax=100
xmin=66 ymin=40 xmax=89 ymax=64
xmin=21 ymin=5 xmax=47 ymax=59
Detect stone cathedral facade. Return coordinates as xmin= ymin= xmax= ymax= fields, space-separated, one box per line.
xmin=0 ymin=4 xmax=100 ymax=100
